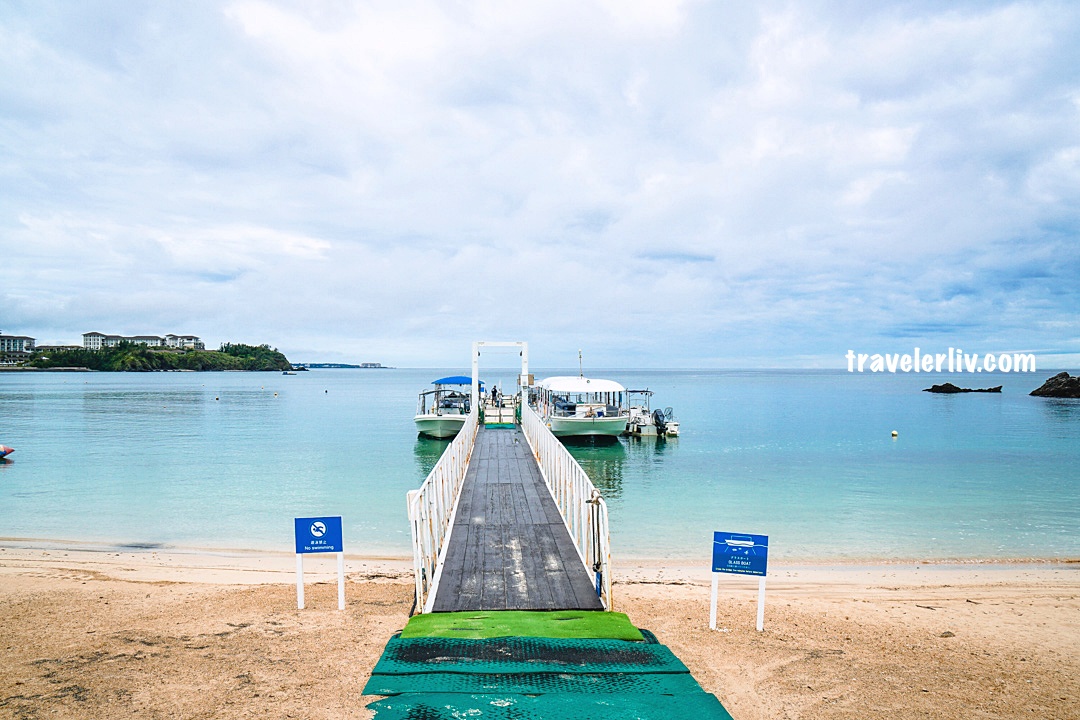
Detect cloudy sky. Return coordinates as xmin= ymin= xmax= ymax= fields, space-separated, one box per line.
xmin=2 ymin=1 xmax=1078 ymax=368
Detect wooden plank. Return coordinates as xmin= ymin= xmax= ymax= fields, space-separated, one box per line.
xmin=455 ymin=523 xmax=483 ymax=609
xmin=503 ymin=523 xmax=531 ymax=610
xmin=520 ymin=524 xmax=556 ymax=609
xmin=532 ymin=524 xmax=582 ymax=610
xmin=480 ymin=522 xmax=506 ymax=611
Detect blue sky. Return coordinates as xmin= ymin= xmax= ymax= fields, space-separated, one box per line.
xmin=2 ymin=1 xmax=1078 ymax=368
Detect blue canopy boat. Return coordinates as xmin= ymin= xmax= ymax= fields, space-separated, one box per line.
xmin=414 ymin=376 xmax=483 ymax=438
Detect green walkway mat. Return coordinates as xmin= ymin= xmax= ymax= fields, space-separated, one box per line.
xmin=400 ymin=610 xmax=645 ymax=641
xmin=364 ymin=669 xmax=707 ymax=696
xmin=371 ymin=637 xmax=688 ymax=676
xmin=366 ymin=692 xmax=736 ymax=720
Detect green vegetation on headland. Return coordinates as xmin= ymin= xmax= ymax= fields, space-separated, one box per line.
xmin=29 ymin=342 xmax=293 ymax=372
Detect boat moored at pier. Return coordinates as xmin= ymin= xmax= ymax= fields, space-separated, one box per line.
xmin=535 ymin=376 xmax=628 ymax=438
xmin=625 ymin=389 xmax=680 ymax=437
xmin=414 ymin=375 xmax=481 ymax=438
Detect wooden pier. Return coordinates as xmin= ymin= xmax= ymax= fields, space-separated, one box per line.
xmin=431 ymin=424 xmax=603 ymax=612
xmin=380 ymin=342 xmax=734 ymax=719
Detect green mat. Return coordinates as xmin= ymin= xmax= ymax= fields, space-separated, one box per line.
xmin=401 ymin=610 xmax=645 ymax=641
xmin=366 ymin=692 xmax=736 ymax=720
xmin=371 ymin=637 xmax=688 ymax=676
xmin=363 ymin=669 xmax=707 ymax=696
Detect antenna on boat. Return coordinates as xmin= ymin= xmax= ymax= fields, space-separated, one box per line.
xmin=578 ymin=349 xmax=583 ymax=378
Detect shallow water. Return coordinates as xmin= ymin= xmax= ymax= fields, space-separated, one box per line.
xmin=1 ymin=368 xmax=1077 ymax=561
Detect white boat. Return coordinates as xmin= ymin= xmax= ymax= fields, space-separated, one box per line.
xmin=414 ymin=375 xmax=480 ymax=438
xmin=535 ymin=376 xmax=628 ymax=438
xmin=625 ymin=389 xmax=680 ymax=437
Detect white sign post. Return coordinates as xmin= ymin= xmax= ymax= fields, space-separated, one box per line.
xmin=710 ymin=531 xmax=769 ymax=632
xmin=294 ymin=516 xmax=345 ymax=611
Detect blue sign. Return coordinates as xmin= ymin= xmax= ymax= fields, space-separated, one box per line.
xmin=712 ymin=531 xmax=768 ymax=576
xmin=295 ymin=516 xmax=343 ymax=554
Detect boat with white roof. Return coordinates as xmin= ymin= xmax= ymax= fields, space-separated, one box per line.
xmin=535 ymin=375 xmax=628 ymax=439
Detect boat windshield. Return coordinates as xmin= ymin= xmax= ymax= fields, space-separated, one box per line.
xmin=548 ymin=392 xmax=623 ymax=418
xmin=417 ymin=389 xmax=471 ymax=415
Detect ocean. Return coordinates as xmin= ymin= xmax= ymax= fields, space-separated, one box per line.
xmin=1 ymin=368 xmax=1077 ymax=562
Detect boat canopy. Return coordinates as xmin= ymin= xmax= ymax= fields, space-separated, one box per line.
xmin=432 ymin=375 xmax=484 ymax=390
xmin=538 ymin=376 xmax=625 ymax=394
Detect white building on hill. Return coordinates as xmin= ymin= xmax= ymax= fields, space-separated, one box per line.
xmin=0 ymin=333 xmax=35 ymax=364
xmin=83 ymin=332 xmax=204 ymax=351
xmin=165 ymin=334 xmax=204 ymax=350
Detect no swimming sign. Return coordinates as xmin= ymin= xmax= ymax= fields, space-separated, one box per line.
xmin=294 ymin=515 xmax=345 ymax=610
xmin=294 ymin=516 xmax=343 ymax=554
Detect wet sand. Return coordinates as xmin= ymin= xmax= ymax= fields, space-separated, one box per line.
xmin=1 ymin=545 xmax=1077 ymax=719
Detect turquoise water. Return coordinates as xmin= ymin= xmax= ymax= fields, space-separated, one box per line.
xmin=0 ymin=369 xmax=1077 ymax=561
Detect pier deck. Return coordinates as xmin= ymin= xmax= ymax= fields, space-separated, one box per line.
xmin=431 ymin=425 xmax=603 ymax=612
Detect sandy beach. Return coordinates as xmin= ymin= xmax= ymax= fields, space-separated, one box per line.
xmin=1 ymin=544 xmax=1077 ymax=720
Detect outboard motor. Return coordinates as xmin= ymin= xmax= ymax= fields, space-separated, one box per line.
xmin=652 ymin=408 xmax=668 ymax=435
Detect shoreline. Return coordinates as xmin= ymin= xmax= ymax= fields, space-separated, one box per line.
xmin=2 ymin=539 xmax=1077 ymax=586
xmin=4 ymin=537 xmax=1075 ymax=569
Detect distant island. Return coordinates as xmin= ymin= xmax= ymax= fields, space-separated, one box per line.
xmin=296 ymin=362 xmax=394 ymax=369
xmin=29 ymin=342 xmax=292 ymax=372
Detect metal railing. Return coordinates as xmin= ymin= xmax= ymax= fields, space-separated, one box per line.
xmin=520 ymin=401 xmax=613 ymax=609
xmin=407 ymin=409 xmax=479 ymax=613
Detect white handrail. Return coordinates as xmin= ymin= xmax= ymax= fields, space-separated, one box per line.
xmin=520 ymin=402 xmax=613 ymax=610
xmin=408 ymin=410 xmax=479 ymax=613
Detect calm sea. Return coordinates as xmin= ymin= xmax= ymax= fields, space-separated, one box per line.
xmin=1 ymin=368 xmax=1077 ymax=562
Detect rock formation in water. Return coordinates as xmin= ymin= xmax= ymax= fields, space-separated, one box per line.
xmin=924 ymin=383 xmax=1002 ymax=393
xmin=1029 ymin=372 xmax=1080 ymax=398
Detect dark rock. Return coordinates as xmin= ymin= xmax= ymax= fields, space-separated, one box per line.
xmin=1030 ymin=372 xmax=1080 ymax=398
xmin=925 ymin=383 xmax=964 ymax=393
xmin=928 ymin=382 xmax=963 ymax=395
xmin=924 ymin=383 xmax=1002 ymax=393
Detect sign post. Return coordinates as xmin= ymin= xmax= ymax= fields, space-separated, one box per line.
xmin=710 ymin=531 xmax=769 ymax=632
xmin=294 ymin=516 xmax=345 ymax=611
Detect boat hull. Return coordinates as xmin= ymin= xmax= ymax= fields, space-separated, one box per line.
xmin=626 ymin=420 xmax=680 ymax=437
xmin=414 ymin=415 xmax=467 ymax=439
xmin=0 ymin=445 xmax=12 ymax=458
xmin=548 ymin=415 xmax=627 ymax=438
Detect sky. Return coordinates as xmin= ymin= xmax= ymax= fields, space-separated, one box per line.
xmin=2 ymin=1 xmax=1078 ymax=369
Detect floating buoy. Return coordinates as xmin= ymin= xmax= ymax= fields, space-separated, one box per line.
xmin=891 ymin=430 xmax=898 ymax=437
xmin=274 ymin=393 xmax=278 ymax=397
xmin=215 ymin=397 xmax=219 ymax=401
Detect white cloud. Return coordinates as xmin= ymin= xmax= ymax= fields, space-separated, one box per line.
xmin=1 ymin=1 xmax=1078 ymax=366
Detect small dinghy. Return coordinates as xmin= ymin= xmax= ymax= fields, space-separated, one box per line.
xmin=0 ymin=445 xmax=13 ymax=459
